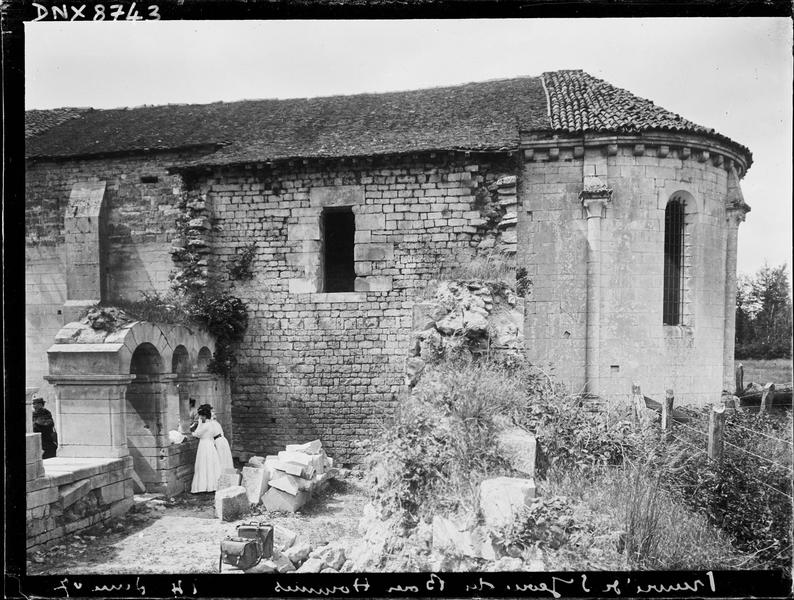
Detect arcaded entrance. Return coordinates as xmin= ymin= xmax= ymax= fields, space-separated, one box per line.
xmin=126 ymin=342 xmax=164 ymax=491
xmin=45 ymin=319 xmax=230 ymax=495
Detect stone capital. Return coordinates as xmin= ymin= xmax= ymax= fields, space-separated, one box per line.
xmin=579 ymin=175 xmax=613 ymax=218
xmin=726 ymin=202 xmax=750 ymax=228
xmin=582 ymin=196 xmax=611 ymax=219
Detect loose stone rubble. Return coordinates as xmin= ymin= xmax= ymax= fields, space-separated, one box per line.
xmin=407 ymin=280 xmax=524 ymax=385
xmin=479 ymin=476 xmax=537 ymax=529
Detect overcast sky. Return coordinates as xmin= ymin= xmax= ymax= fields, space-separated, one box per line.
xmin=25 ymin=18 xmax=792 ymax=277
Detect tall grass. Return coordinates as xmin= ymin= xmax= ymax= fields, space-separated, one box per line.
xmin=436 ymin=250 xmax=517 ymax=284
xmin=543 ymin=462 xmax=757 ymax=570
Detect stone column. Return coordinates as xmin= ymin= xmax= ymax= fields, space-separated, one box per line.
xmin=43 ymin=374 xmax=133 ymax=458
xmin=580 ymin=176 xmax=613 ymax=396
xmin=722 ymin=206 xmax=749 ymax=392
xmin=161 ymin=374 xmax=184 ymax=435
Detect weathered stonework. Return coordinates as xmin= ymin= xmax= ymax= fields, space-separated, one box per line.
xmin=194 ymin=155 xmax=515 ymax=462
xmin=25 ymin=73 xmax=753 ymax=469
xmin=25 ymin=152 xmax=203 ymax=401
xmin=519 ymin=137 xmax=744 ymax=406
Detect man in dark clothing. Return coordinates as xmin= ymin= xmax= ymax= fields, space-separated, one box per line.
xmin=32 ymin=397 xmax=58 ymax=459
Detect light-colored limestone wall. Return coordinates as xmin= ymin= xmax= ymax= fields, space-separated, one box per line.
xmin=26 ymin=434 xmax=134 ymax=551
xmin=519 ymin=155 xmax=588 ymax=393
xmin=25 ymin=151 xmax=205 ymax=394
xmin=198 ymin=155 xmax=516 ymax=463
xmin=26 ymin=245 xmax=68 ymax=410
xmin=521 ymin=142 xmax=735 ymax=406
xmin=600 ymin=146 xmax=730 ymax=405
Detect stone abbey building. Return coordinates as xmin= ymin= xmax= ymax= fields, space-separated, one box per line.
xmin=26 ymin=70 xmax=752 ymax=465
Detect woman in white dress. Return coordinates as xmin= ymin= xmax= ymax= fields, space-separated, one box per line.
xmin=210 ymin=410 xmax=234 ymax=471
xmin=190 ymin=405 xmax=221 ymax=493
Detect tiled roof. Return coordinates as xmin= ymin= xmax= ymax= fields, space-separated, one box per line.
xmin=25 ymin=71 xmax=750 ymax=167
xmin=25 ymin=78 xmax=548 ymax=162
xmin=25 ymin=108 xmax=92 ymax=138
xmin=543 ymin=70 xmax=750 ymax=157
xmin=543 ymin=70 xmax=712 ymax=133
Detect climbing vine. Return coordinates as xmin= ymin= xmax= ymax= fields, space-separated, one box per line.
xmin=228 ymin=242 xmax=258 ymax=281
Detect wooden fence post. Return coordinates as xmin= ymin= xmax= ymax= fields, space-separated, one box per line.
xmin=662 ymin=389 xmax=674 ymax=440
xmin=759 ymin=383 xmax=776 ymax=415
xmin=735 ymin=363 xmax=744 ymax=396
xmin=631 ymin=383 xmax=644 ymax=427
xmin=708 ymin=404 xmax=727 ymax=461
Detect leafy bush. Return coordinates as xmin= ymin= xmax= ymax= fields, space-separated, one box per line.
xmin=102 ymin=288 xmax=248 ymax=377
xmin=492 ymin=495 xmax=577 ymax=555
xmin=365 ymin=357 xmax=541 ymax=525
xmin=520 ymin=394 xmax=645 ymax=473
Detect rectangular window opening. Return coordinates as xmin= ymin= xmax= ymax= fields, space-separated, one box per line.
xmin=322 ymin=207 xmax=356 ymax=292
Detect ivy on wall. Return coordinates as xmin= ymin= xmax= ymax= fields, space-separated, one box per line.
xmin=228 ymin=242 xmax=258 ymax=281
xmin=84 ymin=181 xmax=251 ymax=376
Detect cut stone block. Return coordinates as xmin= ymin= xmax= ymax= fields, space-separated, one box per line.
xmin=242 ymin=466 xmax=270 ymax=504
xmin=59 ymin=479 xmax=92 ymax=509
xmin=296 ymin=557 xmax=325 ymax=573
xmin=479 ymin=477 xmax=536 ymax=529
xmin=27 ymin=461 xmax=45 ymax=481
xmin=269 ymin=473 xmax=312 ymax=496
xmin=98 ymin=481 xmax=126 ymax=505
xmin=266 ymin=457 xmax=314 ymax=478
xmin=248 ymin=456 xmax=266 ymax=468
xmin=274 ymin=525 xmax=298 ymax=551
xmin=262 ymin=488 xmax=309 ymax=513
xmin=277 ymin=451 xmax=324 ymax=469
xmin=497 ymin=427 xmax=538 ymax=477
xmin=285 ymin=542 xmax=312 ymax=566
xmin=314 ymin=544 xmax=346 ymax=571
xmin=285 ymin=440 xmax=323 ymax=455
xmin=214 ymin=486 xmax=250 ymax=521
xmin=26 ymin=434 xmax=43 ymax=463
xmin=217 ymin=472 xmax=241 ymax=490
xmin=28 ymin=485 xmax=59 ymax=509
xmin=272 ymin=552 xmax=296 ymax=573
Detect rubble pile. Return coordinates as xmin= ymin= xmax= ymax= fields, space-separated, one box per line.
xmin=407 ymin=280 xmax=524 ymax=385
xmin=243 ymin=525 xmax=351 ymax=574
xmin=348 ymin=475 xmax=543 ymax=572
xmin=259 ymin=440 xmax=336 ymax=513
xmin=214 ymin=440 xmax=335 ymax=518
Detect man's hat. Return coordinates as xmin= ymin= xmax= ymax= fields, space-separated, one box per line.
xmin=32 ymin=396 xmax=45 ymax=404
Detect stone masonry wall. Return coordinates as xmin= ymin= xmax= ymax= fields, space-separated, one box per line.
xmin=25 ymin=151 xmax=206 ymax=396
xmin=195 ymin=154 xmax=517 ymax=463
xmin=520 ymin=144 xmax=732 ymax=406
xmin=26 ymin=433 xmax=134 ymax=551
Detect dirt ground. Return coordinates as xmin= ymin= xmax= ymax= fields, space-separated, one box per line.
xmin=27 ymin=475 xmax=369 ymax=575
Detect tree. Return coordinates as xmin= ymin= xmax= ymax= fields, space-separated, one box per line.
xmin=735 ymin=264 xmax=792 ymax=359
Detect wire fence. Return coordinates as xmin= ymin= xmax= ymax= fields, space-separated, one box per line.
xmin=632 ymin=382 xmax=793 ymax=501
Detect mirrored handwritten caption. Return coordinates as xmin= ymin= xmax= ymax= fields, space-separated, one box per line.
xmin=31 ymin=3 xmax=160 ymax=21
